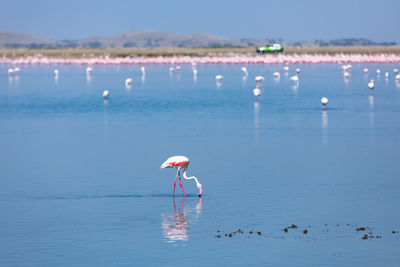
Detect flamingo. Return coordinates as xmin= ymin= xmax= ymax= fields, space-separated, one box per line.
xmin=290 ymin=75 xmax=299 ymax=82
xmin=169 ymin=67 xmax=174 ymax=75
xmin=215 ymin=75 xmax=223 ymax=81
xmin=368 ymin=79 xmax=374 ymax=89
xmin=14 ymin=67 xmax=20 ymax=74
xmin=343 ymin=72 xmax=350 ymax=78
xmin=241 ymin=67 xmax=248 ymax=76
xmin=253 ymin=87 xmax=262 ymax=96
xmin=376 ymin=69 xmax=381 ymax=75
xmin=385 ymin=72 xmax=389 ymax=79
xmin=395 ymin=74 xmax=400 ymax=80
xmin=176 ymin=66 xmax=181 ymax=71
xmin=364 ymin=68 xmax=369 ymax=74
xmin=273 ymin=72 xmax=280 ymax=79
xmin=321 ymin=97 xmax=328 ymax=109
xmin=283 ymin=65 xmax=289 ymax=72
xmin=161 ymin=155 xmax=203 ymax=197
xmin=125 ymin=78 xmax=133 ymax=86
xmin=86 ymin=67 xmax=92 ymax=76
xmin=140 ymin=66 xmax=146 ymax=76
xmin=394 ymin=68 xmax=399 ymax=74
xmin=296 ymin=68 xmax=300 ymax=74
xmin=102 ymin=90 xmax=110 ymax=99
xmin=255 ymin=76 xmax=265 ymax=82
xmin=8 ymin=68 xmax=14 ymax=76
xmin=54 ymin=69 xmax=59 ymax=76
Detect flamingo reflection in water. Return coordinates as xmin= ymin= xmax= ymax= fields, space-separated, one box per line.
xmin=161 ymin=197 xmax=203 ymax=243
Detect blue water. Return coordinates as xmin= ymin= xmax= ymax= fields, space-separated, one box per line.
xmin=1 ymin=64 xmax=400 ymax=266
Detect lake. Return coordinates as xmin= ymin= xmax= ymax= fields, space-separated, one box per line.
xmin=1 ymin=64 xmax=400 ymax=266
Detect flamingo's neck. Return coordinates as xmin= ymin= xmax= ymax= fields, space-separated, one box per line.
xmin=182 ymin=168 xmax=202 ymax=196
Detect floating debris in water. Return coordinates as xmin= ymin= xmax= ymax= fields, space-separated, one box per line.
xmin=289 ymin=224 xmax=298 ymax=229
xmin=283 ymin=228 xmax=288 ymax=233
xmin=303 ymin=229 xmax=308 ymax=234
xmin=356 ymin=227 xmax=366 ymax=232
xmin=362 ymin=234 xmax=368 ymax=240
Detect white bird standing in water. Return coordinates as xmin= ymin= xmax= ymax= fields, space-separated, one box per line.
xmin=283 ymin=65 xmax=289 ymax=72
xmin=102 ymin=90 xmax=110 ymax=99
xmin=368 ymin=79 xmax=375 ymax=89
xmin=385 ymin=72 xmax=389 ymax=79
xmin=54 ymin=69 xmax=59 ymax=77
xmin=161 ymin=155 xmax=203 ymax=197
xmin=273 ymin=72 xmax=280 ymax=79
xmin=86 ymin=67 xmax=92 ymax=76
xmin=215 ymin=75 xmax=223 ymax=81
xmin=364 ymin=68 xmax=369 ymax=74
xmin=296 ymin=68 xmax=300 ymax=74
xmin=376 ymin=69 xmax=381 ymax=75
xmin=8 ymin=68 xmax=14 ymax=76
xmin=141 ymin=66 xmax=146 ymax=76
xmin=290 ymin=75 xmax=299 ymax=82
xmin=241 ymin=67 xmax=248 ymax=76
xmin=125 ymin=78 xmax=133 ymax=86
xmin=253 ymin=87 xmax=262 ymax=96
xmin=321 ymin=97 xmax=328 ymax=109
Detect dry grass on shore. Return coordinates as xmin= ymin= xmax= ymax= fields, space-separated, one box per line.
xmin=1 ymin=46 xmax=400 ymax=58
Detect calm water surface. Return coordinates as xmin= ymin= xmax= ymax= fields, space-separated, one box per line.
xmin=1 ymin=64 xmax=400 ymax=266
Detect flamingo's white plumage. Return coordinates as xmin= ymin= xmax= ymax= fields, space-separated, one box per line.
xmin=255 ymin=76 xmax=265 ymax=82
xmin=215 ymin=75 xmax=223 ymax=81
xmin=253 ymin=87 xmax=262 ymax=96
xmin=368 ymin=79 xmax=375 ymax=89
xmin=161 ymin=156 xmax=202 ymax=197
xmin=125 ymin=78 xmax=133 ymax=86
xmin=102 ymin=90 xmax=110 ymax=99
xmin=321 ymin=97 xmax=328 ymax=108
xmin=241 ymin=67 xmax=248 ymax=76
xmin=273 ymin=72 xmax=280 ymax=79
xmin=86 ymin=67 xmax=92 ymax=76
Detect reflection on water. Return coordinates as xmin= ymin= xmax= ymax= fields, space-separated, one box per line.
xmin=291 ymin=82 xmax=299 ymax=91
xmin=141 ymin=74 xmax=146 ymax=84
xmin=86 ymin=75 xmax=92 ymax=86
xmin=322 ymin=110 xmax=328 ymax=144
xmin=369 ymin=94 xmax=374 ymax=109
xmin=254 ymin=101 xmax=260 ymax=141
xmin=216 ymin=80 xmax=222 ymax=89
xmin=161 ymin=197 xmax=203 ymax=244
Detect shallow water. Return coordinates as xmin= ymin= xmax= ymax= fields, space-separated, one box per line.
xmin=1 ymin=64 xmax=400 ymax=266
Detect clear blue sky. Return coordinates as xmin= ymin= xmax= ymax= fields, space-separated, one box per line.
xmin=1 ymin=0 xmax=399 ymax=42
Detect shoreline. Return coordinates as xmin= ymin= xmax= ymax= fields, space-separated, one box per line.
xmin=2 ymin=53 xmax=400 ymax=65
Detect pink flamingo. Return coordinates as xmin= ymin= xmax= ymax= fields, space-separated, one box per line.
xmin=161 ymin=156 xmax=203 ymax=197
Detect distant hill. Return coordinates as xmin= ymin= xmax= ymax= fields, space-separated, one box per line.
xmin=0 ymin=32 xmax=53 ymax=48
xmin=0 ymin=31 xmax=396 ymax=49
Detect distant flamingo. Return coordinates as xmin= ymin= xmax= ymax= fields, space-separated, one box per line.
xmin=215 ymin=75 xmax=223 ymax=81
xmin=241 ymin=67 xmax=248 ymax=76
xmin=290 ymin=75 xmax=299 ymax=82
xmin=125 ymin=78 xmax=133 ymax=86
xmin=54 ymin=69 xmax=59 ymax=76
xmin=273 ymin=72 xmax=280 ymax=79
xmin=364 ymin=68 xmax=369 ymax=74
xmin=368 ymin=79 xmax=375 ymax=89
xmin=321 ymin=97 xmax=328 ymax=109
xmin=141 ymin=66 xmax=146 ymax=76
xmin=376 ymin=69 xmax=381 ymax=75
xmin=283 ymin=66 xmax=289 ymax=72
xmin=296 ymin=68 xmax=300 ymax=74
xmin=103 ymin=90 xmax=110 ymax=99
xmin=161 ymin=156 xmax=203 ymax=197
xmin=253 ymin=87 xmax=262 ymax=96
xmin=86 ymin=67 xmax=92 ymax=76
xmin=8 ymin=68 xmax=14 ymax=76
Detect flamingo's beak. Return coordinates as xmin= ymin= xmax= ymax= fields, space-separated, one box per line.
xmin=198 ymin=187 xmax=203 ymax=197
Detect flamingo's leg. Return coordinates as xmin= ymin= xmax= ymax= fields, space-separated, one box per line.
xmin=178 ymin=169 xmax=186 ymax=197
xmin=173 ymin=169 xmax=179 ymax=197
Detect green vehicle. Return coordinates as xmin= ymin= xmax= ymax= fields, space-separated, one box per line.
xmin=256 ymin=44 xmax=284 ymax=54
